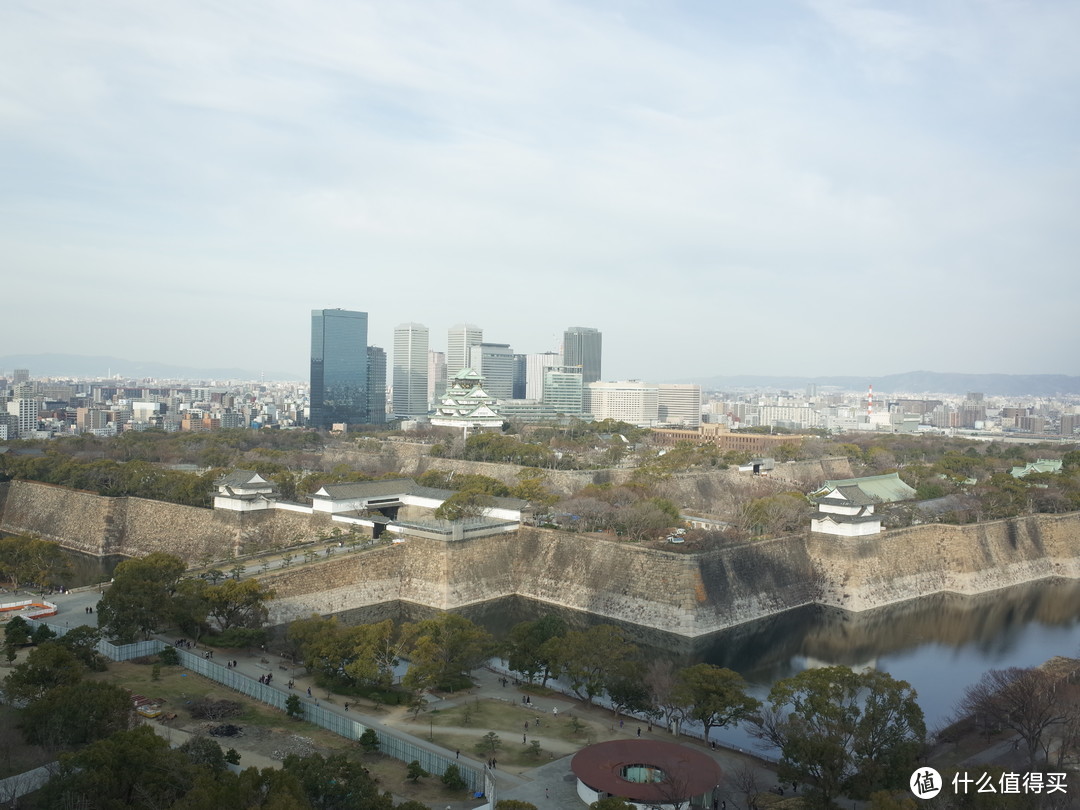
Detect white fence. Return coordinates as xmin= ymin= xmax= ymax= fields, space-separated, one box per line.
xmin=26 ymin=620 xmax=484 ymax=792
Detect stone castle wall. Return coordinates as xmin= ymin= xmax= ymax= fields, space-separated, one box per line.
xmin=4 ymin=478 xmax=1080 ymax=638
xmin=0 ymin=480 xmax=114 ymax=555
xmin=264 ymin=514 xmax=1080 ymax=637
xmin=321 ymin=441 xmax=853 ymax=503
xmin=0 ymin=480 xmax=328 ymax=563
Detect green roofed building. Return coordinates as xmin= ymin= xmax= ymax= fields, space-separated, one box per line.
xmin=810 ymin=472 xmax=916 ymax=537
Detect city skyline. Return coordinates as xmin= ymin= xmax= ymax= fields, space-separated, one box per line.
xmin=2 ymin=2 xmax=1079 ymax=379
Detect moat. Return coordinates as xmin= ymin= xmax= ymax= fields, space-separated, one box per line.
xmin=322 ymin=577 xmax=1080 ymax=739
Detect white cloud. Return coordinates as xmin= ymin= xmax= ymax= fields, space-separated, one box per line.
xmin=0 ymin=0 xmax=1076 ymax=378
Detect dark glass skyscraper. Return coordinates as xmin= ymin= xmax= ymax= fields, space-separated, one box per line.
xmin=366 ymin=345 xmax=386 ymax=425
xmin=310 ymin=309 xmax=368 ymax=428
xmin=563 ymin=326 xmax=602 ymax=384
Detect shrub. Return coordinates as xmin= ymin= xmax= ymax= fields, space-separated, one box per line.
xmin=358 ymin=728 xmax=380 ymax=753
xmin=441 ymin=764 xmax=467 ymax=791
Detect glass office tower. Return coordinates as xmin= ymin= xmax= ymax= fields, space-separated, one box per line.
xmin=563 ymin=326 xmax=602 ymax=384
xmin=310 ymin=309 xmax=368 ymax=428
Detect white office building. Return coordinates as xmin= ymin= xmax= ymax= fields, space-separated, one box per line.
xmin=658 ymin=384 xmax=702 ymax=427
xmin=468 ymin=343 xmax=515 ymax=401
xmin=447 ymin=324 xmax=483 ymax=381
xmin=585 ymin=381 xmax=659 ymax=426
xmin=525 ymin=352 xmax=562 ymax=400
xmin=393 ymin=323 xmax=430 ymax=417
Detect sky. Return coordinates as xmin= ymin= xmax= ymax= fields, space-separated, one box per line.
xmin=2 ymin=0 xmax=1078 ymax=382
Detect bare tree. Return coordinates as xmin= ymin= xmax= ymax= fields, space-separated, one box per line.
xmin=956 ymin=667 xmax=1069 ymax=764
xmin=644 ymin=659 xmax=683 ymax=734
xmin=724 ymin=760 xmax=761 ymax=810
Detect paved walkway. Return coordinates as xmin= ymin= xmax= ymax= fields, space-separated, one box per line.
xmin=14 ymin=586 xmax=788 ymax=809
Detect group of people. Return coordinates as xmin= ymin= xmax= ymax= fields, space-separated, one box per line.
xmin=258 ymin=672 xmax=273 ymax=685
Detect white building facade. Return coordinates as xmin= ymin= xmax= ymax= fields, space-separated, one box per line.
xmin=393 ymin=323 xmax=430 ymax=417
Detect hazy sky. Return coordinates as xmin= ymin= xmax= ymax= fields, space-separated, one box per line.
xmin=2 ymin=1 xmax=1078 ymax=381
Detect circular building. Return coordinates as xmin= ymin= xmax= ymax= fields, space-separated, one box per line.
xmin=571 ymin=738 xmax=723 ymax=808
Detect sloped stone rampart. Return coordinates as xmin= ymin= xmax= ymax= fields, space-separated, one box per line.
xmin=4 ymin=479 xmax=1080 ymax=637
xmin=0 ymin=480 xmax=113 ymax=555
xmin=265 ymin=514 xmax=1080 ymax=637
xmin=323 ymin=440 xmax=853 ymax=501
xmin=0 ymin=480 xmax=327 ymax=563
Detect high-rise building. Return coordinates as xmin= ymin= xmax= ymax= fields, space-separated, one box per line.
xmin=512 ymin=354 xmax=528 ymax=400
xmin=393 ymin=323 xmax=429 ymax=417
xmin=525 ymin=352 xmax=562 ymax=400
xmin=447 ymin=324 xmax=483 ymax=381
xmin=543 ymin=368 xmax=584 ymax=417
xmin=658 ymin=384 xmax=702 ymax=427
xmin=563 ymin=327 xmax=602 ymax=384
xmin=585 ymin=380 xmax=658 ymax=425
xmin=12 ymin=369 xmax=30 ymax=386
xmin=310 ymin=309 xmax=368 ymax=429
xmin=468 ymin=343 xmax=514 ymax=401
xmin=367 ymin=346 xmax=387 ymax=425
xmin=428 ymin=350 xmax=447 ymax=405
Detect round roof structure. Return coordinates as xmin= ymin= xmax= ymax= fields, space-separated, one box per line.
xmin=571 ymin=739 xmax=723 ymax=804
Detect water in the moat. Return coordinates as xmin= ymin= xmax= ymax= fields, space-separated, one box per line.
xmin=0 ymin=536 xmax=126 ymax=590
xmin=329 ymin=578 xmax=1080 ymax=746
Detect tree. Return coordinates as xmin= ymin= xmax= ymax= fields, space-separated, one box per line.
xmin=555 ymin=624 xmax=637 ymax=705
xmin=178 ymin=735 xmax=227 ymax=772
xmin=53 ymin=624 xmax=107 ymax=670
xmin=442 ymin=763 xmax=467 ymax=790
xmin=496 ymin=801 xmax=539 ymax=810
xmin=3 ymin=641 xmax=84 ymax=703
xmin=751 ymin=666 xmax=925 ymax=808
xmin=285 ymin=694 xmax=304 ymax=719
xmin=35 ymin=725 xmax=195 ymax=809
xmin=97 ymin=552 xmax=187 ymax=642
xmin=401 ymin=613 xmax=494 ymax=691
xmin=674 ymin=663 xmax=761 ymax=744
xmin=475 ymin=731 xmax=502 ymax=756
xmin=644 ymin=658 xmax=684 ymax=733
xmin=607 ymin=667 xmax=652 ymax=718
xmin=434 ymin=489 xmax=493 ymax=521
xmin=204 ymin=578 xmax=275 ymax=632
xmin=406 ymin=760 xmax=429 ymax=782
xmin=358 ymin=728 xmax=380 ymax=753
xmin=956 ymin=667 xmax=1071 ymax=764
xmin=505 ymin=615 xmax=567 ymax=685
xmin=282 ymin=752 xmax=395 ymax=810
xmin=20 ymin=680 xmax=135 ymax=750
xmin=3 ymin=615 xmax=31 ymax=648
xmin=0 ymin=534 xmax=70 ymax=589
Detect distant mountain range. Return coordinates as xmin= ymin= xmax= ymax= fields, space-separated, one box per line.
xmin=0 ymin=354 xmax=301 ymax=383
xmin=2 ymin=355 xmax=1077 ymax=396
xmin=689 ymin=371 xmax=1080 ymax=397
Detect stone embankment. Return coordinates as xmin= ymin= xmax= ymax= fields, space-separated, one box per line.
xmin=263 ymin=513 xmax=1080 ymax=638
xmin=319 ymin=441 xmax=854 ymax=499
xmin=4 ymin=478 xmax=1080 ymax=638
xmin=0 ymin=480 xmax=327 ymax=561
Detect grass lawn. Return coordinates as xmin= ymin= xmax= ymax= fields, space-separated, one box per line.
xmin=399 ymin=697 xmax=611 ymax=768
xmin=90 ymin=659 xmax=336 ymax=736
xmin=87 ymin=659 xmax=467 ymax=805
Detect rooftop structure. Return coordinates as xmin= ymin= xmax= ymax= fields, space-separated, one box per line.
xmin=571 ymin=739 xmax=722 ymax=808
xmin=430 ymin=368 xmax=503 ymax=431
xmin=810 ymin=473 xmax=916 ymax=537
